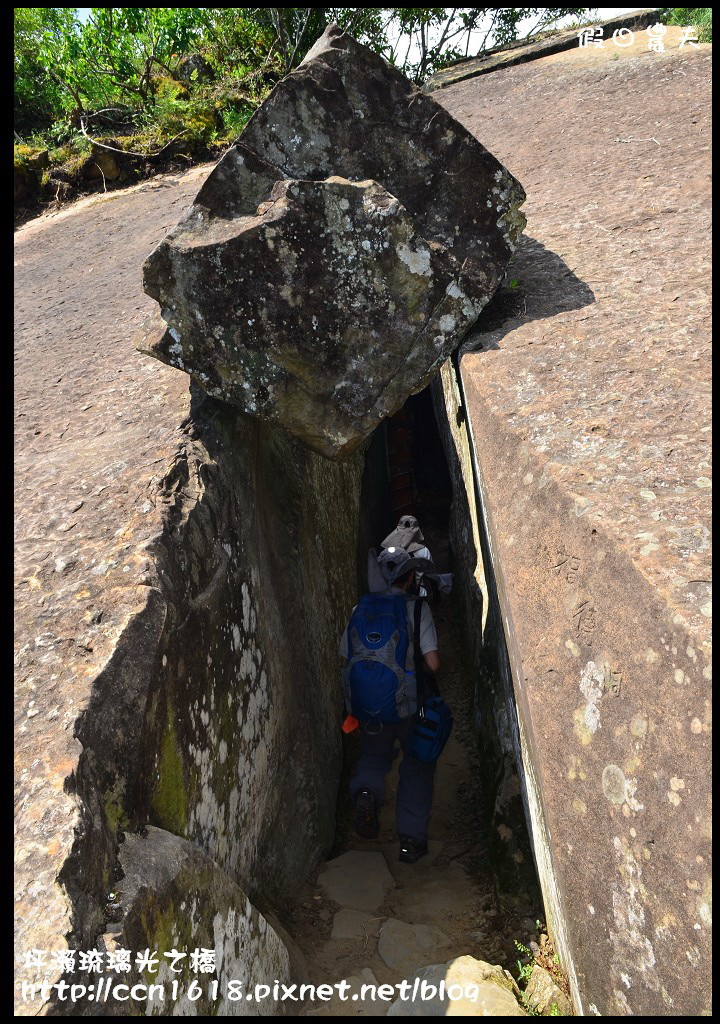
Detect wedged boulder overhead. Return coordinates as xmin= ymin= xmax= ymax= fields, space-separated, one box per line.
xmin=141 ymin=23 xmax=526 ymax=459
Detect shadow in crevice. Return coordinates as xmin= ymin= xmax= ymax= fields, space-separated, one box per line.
xmin=425 ymin=234 xmax=595 ymax=919
xmin=431 ymin=367 xmax=544 ymax=920
xmin=465 ymin=234 xmax=596 ymax=351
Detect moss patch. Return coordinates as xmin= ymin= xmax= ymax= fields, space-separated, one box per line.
xmin=151 ymin=711 xmax=188 ymax=835
xmin=104 ymin=782 xmax=131 ymax=835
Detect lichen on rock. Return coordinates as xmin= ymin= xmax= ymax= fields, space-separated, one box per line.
xmin=115 ymin=826 xmax=292 ymax=1016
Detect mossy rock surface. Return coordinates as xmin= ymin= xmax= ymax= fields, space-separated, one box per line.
xmin=15 ymin=145 xmax=50 ymax=170
xmin=14 ymin=163 xmax=40 ymax=203
xmin=111 ymin=826 xmax=292 ymax=1016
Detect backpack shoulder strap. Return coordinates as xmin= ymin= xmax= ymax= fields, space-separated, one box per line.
xmin=413 ymin=597 xmax=439 ymax=701
xmin=412 ymin=597 xmax=426 ymax=700
xmin=412 ymin=597 xmax=424 ymax=658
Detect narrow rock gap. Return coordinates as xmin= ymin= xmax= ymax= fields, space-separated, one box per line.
xmin=281 ymin=383 xmax=547 ymax=1013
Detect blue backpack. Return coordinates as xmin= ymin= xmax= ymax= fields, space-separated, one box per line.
xmin=342 ymin=594 xmax=416 ymax=723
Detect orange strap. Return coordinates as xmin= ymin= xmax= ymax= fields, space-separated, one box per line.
xmin=342 ymin=715 xmax=359 ymax=734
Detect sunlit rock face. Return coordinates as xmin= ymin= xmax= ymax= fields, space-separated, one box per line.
xmin=141 ymin=24 xmax=525 ymax=459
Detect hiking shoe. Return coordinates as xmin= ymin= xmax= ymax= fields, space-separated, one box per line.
xmin=398 ymin=836 xmax=428 ymax=863
xmin=353 ymin=789 xmax=379 ymax=839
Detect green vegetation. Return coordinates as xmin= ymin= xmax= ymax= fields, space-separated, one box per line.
xmin=514 ymin=939 xmax=535 ymax=983
xmin=659 ymin=8 xmax=712 ymax=42
xmin=514 ymin=938 xmax=544 ymax=1015
xmin=15 ymin=8 xmax=588 ymax=211
xmin=151 ymin=710 xmax=188 ymax=835
xmin=513 ymin=932 xmax=572 ymax=1015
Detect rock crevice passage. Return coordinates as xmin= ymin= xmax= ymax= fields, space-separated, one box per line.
xmin=14 ymin=25 xmax=532 ymax=1013
xmin=14 ymin=17 xmax=710 ymax=1021
xmin=285 ymin=495 xmax=548 ymax=1017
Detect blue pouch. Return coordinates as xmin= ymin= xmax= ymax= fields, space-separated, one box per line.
xmin=408 ymin=695 xmax=453 ymax=762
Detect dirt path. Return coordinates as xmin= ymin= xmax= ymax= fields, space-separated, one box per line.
xmin=14 ymin=164 xmax=216 ymax=974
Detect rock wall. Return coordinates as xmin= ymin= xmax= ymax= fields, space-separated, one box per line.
xmin=111 ymin=826 xmax=292 ymax=1016
xmin=19 ymin=373 xmax=364 ymax=1013
xmin=354 ymin=423 xmax=394 ymax=588
xmin=432 ymin=34 xmax=712 ymax=1017
xmin=126 ymin=383 xmax=364 ymax=904
xmin=432 ymin=361 xmax=542 ymax=917
xmin=459 ymin=364 xmax=712 ymax=1016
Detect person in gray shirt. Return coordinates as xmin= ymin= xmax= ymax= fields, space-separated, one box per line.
xmin=339 ymin=546 xmax=441 ymax=863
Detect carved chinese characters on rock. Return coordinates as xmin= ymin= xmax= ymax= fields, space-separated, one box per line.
xmin=600 ymin=663 xmax=623 ymax=696
xmin=573 ymin=599 xmax=597 ymax=648
xmin=549 ymin=544 xmax=582 ymax=583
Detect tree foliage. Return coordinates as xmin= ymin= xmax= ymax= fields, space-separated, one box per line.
xmin=657 ymin=8 xmax=712 ymax=42
xmin=15 ymin=8 xmax=590 ymax=146
xmin=14 ymin=8 xmax=79 ymax=132
xmin=352 ymin=8 xmax=589 ymax=83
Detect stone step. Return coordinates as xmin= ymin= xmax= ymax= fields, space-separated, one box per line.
xmin=377 ymin=839 xmax=444 ymax=876
xmin=331 ymin=908 xmax=384 ymax=941
xmin=317 ymin=850 xmax=396 ymax=913
xmin=304 ymin=968 xmax=389 ymax=1017
xmin=378 ymin=918 xmax=452 ymax=976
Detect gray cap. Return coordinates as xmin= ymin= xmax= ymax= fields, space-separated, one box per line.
xmin=377 ymin=545 xmax=440 ymax=585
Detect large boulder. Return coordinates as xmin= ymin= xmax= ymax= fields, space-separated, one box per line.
xmin=386 ymin=956 xmax=528 ymax=1016
xmin=177 ymin=52 xmax=216 ymax=84
xmin=523 ymin=965 xmax=574 ymax=1017
xmin=140 ymin=24 xmax=525 ymax=459
xmin=108 ymin=826 xmax=292 ymax=1016
xmin=84 ymin=147 xmax=120 ymax=181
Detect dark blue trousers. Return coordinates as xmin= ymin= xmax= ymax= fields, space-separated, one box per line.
xmin=349 ymin=718 xmax=436 ymax=842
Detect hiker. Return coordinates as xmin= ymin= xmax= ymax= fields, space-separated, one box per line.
xmin=339 ymin=546 xmax=452 ymax=863
xmin=381 ymin=515 xmax=452 ymax=600
xmin=381 ymin=515 xmax=433 ymax=567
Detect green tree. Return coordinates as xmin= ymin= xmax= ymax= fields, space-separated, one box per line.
xmin=14 ymin=8 xmax=81 ymax=132
xmin=192 ymin=8 xmax=277 ymax=83
xmin=15 ymin=8 xmax=593 ymax=145
xmin=79 ymin=8 xmax=207 ymax=104
xmin=15 ymin=7 xmax=211 ymax=131
xmin=198 ymin=8 xmax=591 ymax=85
xmin=658 ymin=7 xmax=712 ymax=42
xmin=374 ymin=8 xmax=591 ymax=82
